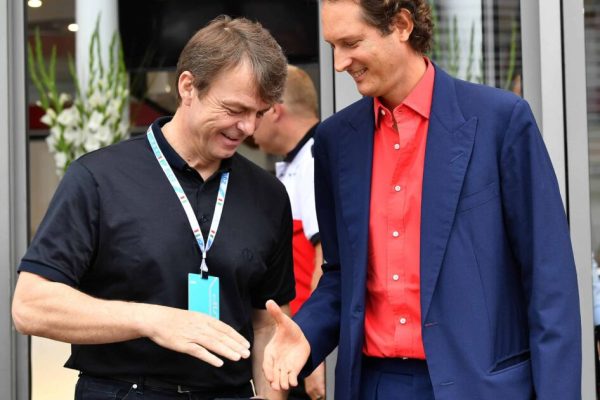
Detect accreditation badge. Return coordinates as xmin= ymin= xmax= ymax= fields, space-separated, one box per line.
xmin=188 ymin=273 xmax=220 ymax=319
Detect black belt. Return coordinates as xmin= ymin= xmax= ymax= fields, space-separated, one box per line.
xmin=362 ymin=356 xmax=429 ymax=375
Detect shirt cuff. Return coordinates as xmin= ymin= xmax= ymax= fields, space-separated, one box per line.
xmin=18 ymin=260 xmax=78 ymax=287
xmin=309 ymin=233 xmax=321 ymax=246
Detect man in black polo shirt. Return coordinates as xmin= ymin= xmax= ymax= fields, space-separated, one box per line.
xmin=12 ymin=16 xmax=293 ymax=400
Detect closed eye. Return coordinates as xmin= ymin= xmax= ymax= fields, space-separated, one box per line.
xmin=225 ymin=107 xmax=243 ymax=115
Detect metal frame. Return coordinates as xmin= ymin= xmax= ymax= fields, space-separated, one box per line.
xmin=0 ymin=0 xmax=29 ymax=398
xmin=521 ymin=0 xmax=567 ymax=202
xmin=562 ymin=0 xmax=596 ymax=398
xmin=522 ymin=0 xmax=595 ymax=397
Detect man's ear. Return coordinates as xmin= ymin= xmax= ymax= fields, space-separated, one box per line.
xmin=178 ymin=71 xmax=195 ymax=106
xmin=271 ymin=103 xmax=284 ymax=122
xmin=393 ymin=8 xmax=414 ymax=42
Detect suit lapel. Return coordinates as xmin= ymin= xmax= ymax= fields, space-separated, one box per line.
xmin=420 ymin=67 xmax=478 ymax=319
xmin=338 ymin=97 xmax=374 ymax=289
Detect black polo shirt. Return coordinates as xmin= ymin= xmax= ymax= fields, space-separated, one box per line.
xmin=19 ymin=117 xmax=295 ymax=389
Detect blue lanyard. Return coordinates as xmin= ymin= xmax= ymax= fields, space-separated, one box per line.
xmin=147 ymin=127 xmax=229 ymax=276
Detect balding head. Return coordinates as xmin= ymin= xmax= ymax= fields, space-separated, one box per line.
xmin=253 ymin=65 xmax=320 ymax=155
xmin=282 ymin=65 xmax=319 ymax=119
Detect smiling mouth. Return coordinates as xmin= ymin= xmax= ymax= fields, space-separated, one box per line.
xmin=350 ymin=68 xmax=367 ymax=80
xmin=222 ymin=132 xmax=241 ymax=142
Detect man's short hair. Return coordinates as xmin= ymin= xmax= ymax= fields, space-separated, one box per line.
xmin=326 ymin=0 xmax=433 ymax=54
xmin=284 ymin=65 xmax=319 ymax=118
xmin=175 ymin=15 xmax=288 ymax=105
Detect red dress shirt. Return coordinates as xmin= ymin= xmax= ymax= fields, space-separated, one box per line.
xmin=363 ymin=59 xmax=435 ymax=359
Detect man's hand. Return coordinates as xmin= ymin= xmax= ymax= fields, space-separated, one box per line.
xmin=12 ymin=272 xmax=251 ymax=368
xmin=141 ymin=305 xmax=251 ymax=367
xmin=263 ymin=300 xmax=311 ymax=391
xmin=304 ymin=362 xmax=325 ymax=400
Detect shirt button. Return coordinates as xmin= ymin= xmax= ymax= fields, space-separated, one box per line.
xmin=394 ymin=143 xmax=400 ymax=150
xmin=399 ymin=317 xmax=407 ymax=324
xmin=381 ymin=109 xmax=386 ymax=116
xmin=394 ymin=185 xmax=402 ymax=192
xmin=392 ymin=274 xmax=399 ymax=281
xmin=392 ymin=231 xmax=399 ymax=238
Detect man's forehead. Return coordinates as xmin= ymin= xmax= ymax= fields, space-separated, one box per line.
xmin=321 ymin=0 xmax=363 ymax=30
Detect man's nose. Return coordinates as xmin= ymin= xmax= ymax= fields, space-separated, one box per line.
xmin=333 ymin=48 xmax=352 ymax=72
xmin=236 ymin=115 xmax=258 ymax=136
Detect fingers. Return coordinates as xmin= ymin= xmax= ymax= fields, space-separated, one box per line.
xmin=209 ymin=318 xmax=251 ymax=349
xmin=263 ymin=348 xmax=275 ymax=382
xmin=191 ymin=320 xmax=251 ymax=362
xmin=279 ymin=367 xmax=289 ymax=390
xmin=265 ymin=299 xmax=285 ymax=325
xmin=271 ymin=365 xmax=281 ymax=391
xmin=149 ymin=308 xmax=252 ymax=365
xmin=207 ymin=319 xmax=251 ymax=359
xmin=199 ymin=335 xmax=247 ymax=362
xmin=276 ymin=366 xmax=298 ymax=391
xmin=185 ymin=342 xmax=224 ymax=367
xmin=305 ymin=372 xmax=326 ymax=400
xmin=288 ymin=368 xmax=299 ymax=387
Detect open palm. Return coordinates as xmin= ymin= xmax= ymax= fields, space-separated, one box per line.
xmin=263 ymin=300 xmax=311 ymax=391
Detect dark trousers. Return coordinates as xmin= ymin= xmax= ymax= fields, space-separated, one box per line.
xmin=359 ymin=357 xmax=435 ymax=400
xmin=75 ymin=374 xmax=254 ymax=400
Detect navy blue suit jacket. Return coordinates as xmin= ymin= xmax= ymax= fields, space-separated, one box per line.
xmin=294 ymin=66 xmax=581 ymax=399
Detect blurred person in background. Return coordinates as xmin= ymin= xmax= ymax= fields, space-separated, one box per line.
xmin=254 ymin=64 xmax=325 ymax=400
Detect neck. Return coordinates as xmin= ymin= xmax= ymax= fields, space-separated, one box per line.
xmin=381 ymin=54 xmax=427 ymax=110
xmin=280 ymin=116 xmax=319 ymax=154
xmin=161 ymin=114 xmax=221 ymax=180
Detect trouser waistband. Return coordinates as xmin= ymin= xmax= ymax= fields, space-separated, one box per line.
xmin=362 ymin=356 xmax=429 ymax=375
xmin=80 ymin=373 xmax=252 ymax=395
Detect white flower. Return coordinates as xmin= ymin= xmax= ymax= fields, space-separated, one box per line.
xmin=45 ymin=132 xmax=56 ymax=150
xmin=106 ymin=99 xmax=121 ymax=117
xmin=59 ymin=93 xmax=71 ymax=106
xmin=83 ymin=134 xmax=101 ymax=153
xmin=96 ymin=125 xmax=112 ymax=144
xmin=88 ymin=90 xmax=107 ymax=109
xmin=96 ymin=78 xmax=108 ymax=92
xmin=87 ymin=111 xmax=105 ymax=132
xmin=56 ymin=107 xmax=79 ymax=128
xmin=40 ymin=108 xmax=56 ymax=126
xmin=73 ymin=147 xmax=86 ymax=159
xmin=54 ymin=152 xmax=67 ymax=170
xmin=118 ymin=121 xmax=129 ymax=137
xmin=63 ymin=128 xmax=81 ymax=145
xmin=38 ymin=38 xmax=130 ymax=178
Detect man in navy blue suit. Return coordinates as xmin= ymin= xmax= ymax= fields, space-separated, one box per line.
xmin=262 ymin=0 xmax=581 ymax=399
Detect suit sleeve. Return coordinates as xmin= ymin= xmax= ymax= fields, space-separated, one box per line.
xmin=293 ymin=126 xmax=342 ymax=371
xmin=500 ymin=99 xmax=581 ymax=399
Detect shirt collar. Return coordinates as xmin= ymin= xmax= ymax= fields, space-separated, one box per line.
xmin=373 ymin=57 xmax=435 ymax=126
xmin=150 ymin=116 xmax=232 ymax=174
xmin=283 ymin=123 xmax=319 ymax=163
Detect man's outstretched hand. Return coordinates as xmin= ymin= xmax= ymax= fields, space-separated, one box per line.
xmin=262 ymin=300 xmax=311 ymax=391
